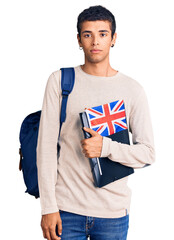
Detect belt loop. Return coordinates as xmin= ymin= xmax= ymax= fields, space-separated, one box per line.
xmin=126 ymin=209 xmax=128 ymax=216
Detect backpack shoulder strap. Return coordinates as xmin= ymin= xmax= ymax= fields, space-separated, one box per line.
xmin=59 ymin=67 xmax=75 ymax=135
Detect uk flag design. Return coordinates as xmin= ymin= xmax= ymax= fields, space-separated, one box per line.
xmin=85 ymin=100 xmax=128 ymax=137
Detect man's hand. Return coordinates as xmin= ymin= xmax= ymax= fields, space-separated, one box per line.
xmin=41 ymin=211 xmax=62 ymax=240
xmin=81 ymin=127 xmax=103 ymax=158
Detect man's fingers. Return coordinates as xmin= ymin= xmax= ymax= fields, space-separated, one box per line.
xmin=43 ymin=231 xmax=47 ymax=239
xmin=57 ymin=221 xmax=63 ymax=236
xmin=50 ymin=227 xmax=60 ymax=240
xmin=45 ymin=230 xmax=51 ymax=240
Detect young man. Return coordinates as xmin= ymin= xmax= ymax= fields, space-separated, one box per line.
xmin=36 ymin=5 xmax=155 ymax=240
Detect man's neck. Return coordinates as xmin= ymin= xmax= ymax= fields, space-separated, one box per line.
xmin=80 ymin=63 xmax=118 ymax=77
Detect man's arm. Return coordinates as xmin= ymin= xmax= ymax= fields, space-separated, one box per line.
xmin=36 ymin=71 xmax=60 ymax=215
xmin=100 ymin=86 xmax=156 ymax=169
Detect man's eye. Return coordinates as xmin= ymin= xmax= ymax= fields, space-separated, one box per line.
xmin=84 ymin=34 xmax=91 ymax=38
xmin=101 ymin=33 xmax=107 ymax=37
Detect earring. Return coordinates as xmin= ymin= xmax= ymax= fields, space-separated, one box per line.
xmin=111 ymin=44 xmax=114 ymax=48
xmin=79 ymin=46 xmax=83 ymax=50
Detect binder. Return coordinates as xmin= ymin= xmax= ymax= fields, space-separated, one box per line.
xmin=79 ymin=99 xmax=134 ymax=188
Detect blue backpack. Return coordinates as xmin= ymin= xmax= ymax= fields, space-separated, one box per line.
xmin=19 ymin=67 xmax=75 ymax=198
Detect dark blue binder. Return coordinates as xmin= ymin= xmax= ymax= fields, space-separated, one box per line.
xmin=79 ymin=99 xmax=134 ymax=188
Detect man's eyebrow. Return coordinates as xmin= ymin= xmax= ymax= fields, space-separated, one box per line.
xmin=81 ymin=30 xmax=109 ymax=34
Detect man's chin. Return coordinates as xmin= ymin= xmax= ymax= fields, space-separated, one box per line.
xmin=87 ymin=57 xmax=104 ymax=64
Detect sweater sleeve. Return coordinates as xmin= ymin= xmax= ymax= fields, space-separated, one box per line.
xmin=36 ymin=71 xmax=61 ymax=215
xmin=100 ymin=86 xmax=156 ymax=169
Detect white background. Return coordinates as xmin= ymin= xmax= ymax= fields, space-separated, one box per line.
xmin=0 ymin=0 xmax=173 ymax=239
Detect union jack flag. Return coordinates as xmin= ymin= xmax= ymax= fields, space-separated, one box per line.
xmin=85 ymin=99 xmax=128 ymax=137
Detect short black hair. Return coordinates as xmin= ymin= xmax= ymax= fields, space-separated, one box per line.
xmin=77 ymin=5 xmax=116 ymax=41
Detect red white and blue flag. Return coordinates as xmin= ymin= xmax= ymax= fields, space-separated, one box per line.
xmin=85 ymin=99 xmax=128 ymax=137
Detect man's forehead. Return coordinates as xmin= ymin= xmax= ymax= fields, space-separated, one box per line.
xmin=81 ymin=20 xmax=111 ymax=31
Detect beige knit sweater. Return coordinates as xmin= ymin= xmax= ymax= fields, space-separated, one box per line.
xmin=36 ymin=65 xmax=155 ymax=218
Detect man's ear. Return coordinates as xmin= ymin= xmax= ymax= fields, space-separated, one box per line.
xmin=77 ymin=33 xmax=81 ymax=45
xmin=112 ymin=32 xmax=117 ymax=45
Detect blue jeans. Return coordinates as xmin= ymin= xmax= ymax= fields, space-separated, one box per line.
xmin=56 ymin=209 xmax=129 ymax=240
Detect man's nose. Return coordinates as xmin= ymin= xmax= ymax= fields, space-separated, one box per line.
xmin=91 ymin=35 xmax=99 ymax=45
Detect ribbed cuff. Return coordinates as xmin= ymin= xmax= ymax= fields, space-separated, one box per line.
xmin=100 ymin=136 xmax=112 ymax=158
xmin=41 ymin=206 xmax=59 ymax=216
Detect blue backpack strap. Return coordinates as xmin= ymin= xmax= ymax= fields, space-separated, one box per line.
xmin=58 ymin=67 xmax=75 ymax=138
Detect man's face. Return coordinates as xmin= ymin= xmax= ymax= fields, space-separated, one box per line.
xmin=77 ymin=20 xmax=116 ymax=64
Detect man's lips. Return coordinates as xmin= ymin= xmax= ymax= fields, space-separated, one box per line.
xmin=90 ymin=49 xmax=102 ymax=53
